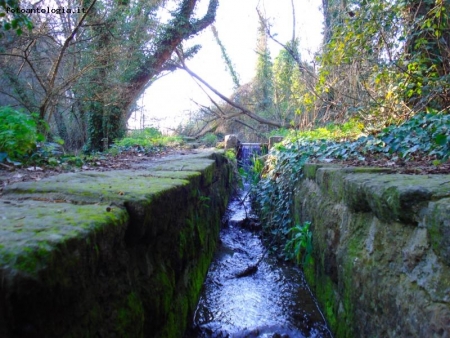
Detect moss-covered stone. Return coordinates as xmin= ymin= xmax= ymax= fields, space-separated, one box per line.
xmin=0 ymin=150 xmax=234 ymax=338
xmin=0 ymin=200 xmax=128 ymax=277
xmin=342 ymin=173 xmax=450 ymax=224
xmin=293 ymin=163 xmax=450 ymax=337
xmin=116 ymin=292 xmax=145 ymax=337
xmin=426 ymin=198 xmax=450 ymax=267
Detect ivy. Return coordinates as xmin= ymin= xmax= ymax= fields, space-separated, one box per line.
xmin=253 ymin=111 xmax=449 ymax=262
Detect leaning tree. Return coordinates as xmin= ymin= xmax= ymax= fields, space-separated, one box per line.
xmin=0 ymin=0 xmax=219 ymax=151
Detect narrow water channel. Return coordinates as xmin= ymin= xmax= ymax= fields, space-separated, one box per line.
xmin=185 ymin=145 xmax=333 ymax=338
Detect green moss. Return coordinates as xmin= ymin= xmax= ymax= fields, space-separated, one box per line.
xmin=302 ymin=163 xmax=319 ymax=179
xmin=116 ymin=292 xmax=145 ymax=337
xmin=322 ymin=277 xmax=338 ymax=330
xmin=0 ymin=151 xmax=233 ymax=337
xmin=317 ymin=168 xmax=346 ymax=203
xmin=0 ymin=200 xmax=128 ymax=282
xmin=201 ymin=163 xmax=215 ymax=186
xmin=426 ymin=198 xmax=450 ymax=264
xmin=3 ymin=171 xmax=191 ymax=205
xmin=224 ymin=149 xmax=236 ymax=162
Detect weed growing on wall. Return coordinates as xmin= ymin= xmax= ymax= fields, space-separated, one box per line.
xmin=253 ymin=143 xmax=311 ymax=259
xmin=284 ymin=222 xmax=313 ymax=266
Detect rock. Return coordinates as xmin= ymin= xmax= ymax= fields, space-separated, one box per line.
xmin=291 ymin=163 xmax=450 ymax=337
xmin=224 ymin=134 xmax=239 ymax=150
xmin=0 ymin=150 xmax=234 ymax=338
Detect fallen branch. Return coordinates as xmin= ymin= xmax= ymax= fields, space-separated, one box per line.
xmin=177 ymin=62 xmax=294 ymax=129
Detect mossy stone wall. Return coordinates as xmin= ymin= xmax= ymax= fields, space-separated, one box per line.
xmin=0 ymin=151 xmax=233 ymax=338
xmin=294 ymin=163 xmax=450 ymax=337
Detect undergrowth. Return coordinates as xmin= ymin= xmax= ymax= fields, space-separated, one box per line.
xmin=114 ymin=127 xmax=184 ymax=150
xmin=0 ymin=107 xmax=45 ymax=164
xmin=0 ymin=123 xmax=185 ymax=169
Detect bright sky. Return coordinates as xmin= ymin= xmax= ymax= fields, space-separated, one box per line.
xmin=128 ymin=0 xmax=324 ymax=131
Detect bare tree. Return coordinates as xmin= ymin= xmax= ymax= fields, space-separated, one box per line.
xmin=0 ymin=0 xmax=220 ymax=151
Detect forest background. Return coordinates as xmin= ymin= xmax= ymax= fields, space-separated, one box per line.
xmin=0 ymin=0 xmax=449 ymax=159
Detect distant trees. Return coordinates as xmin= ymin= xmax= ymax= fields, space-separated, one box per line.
xmin=4 ymin=0 xmax=445 ymax=150
xmin=254 ymin=16 xmax=273 ymax=114
xmin=0 ymin=0 xmax=218 ymax=151
xmin=180 ymin=0 xmax=449 ymax=142
xmin=178 ymin=2 xmax=317 ymax=141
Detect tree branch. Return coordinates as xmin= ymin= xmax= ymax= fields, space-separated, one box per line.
xmin=128 ymin=0 xmax=219 ymax=99
xmin=180 ymin=63 xmax=293 ymax=128
xmin=40 ymin=0 xmax=97 ymax=119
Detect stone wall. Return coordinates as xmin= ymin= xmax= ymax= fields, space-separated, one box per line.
xmin=293 ymin=163 xmax=450 ymax=337
xmin=0 ymin=151 xmax=234 ymax=338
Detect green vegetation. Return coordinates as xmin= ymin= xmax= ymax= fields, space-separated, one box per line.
xmin=253 ymin=111 xmax=449 ymax=260
xmin=116 ymin=292 xmax=144 ymax=337
xmin=0 ymin=106 xmax=45 ymax=162
xmin=113 ymin=127 xmax=184 ymax=150
xmin=224 ymin=149 xmax=236 ymax=162
xmin=1 ymin=0 xmax=219 ymax=152
xmin=0 ymin=0 xmax=33 ymax=37
xmin=0 ymin=122 xmax=189 ymax=169
xmin=200 ymin=133 xmax=218 ymax=147
xmin=284 ymin=221 xmax=313 ymax=266
xmin=318 ymin=0 xmax=449 ymax=125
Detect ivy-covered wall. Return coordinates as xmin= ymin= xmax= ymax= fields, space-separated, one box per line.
xmin=0 ymin=151 xmax=233 ymax=338
xmin=294 ymin=163 xmax=450 ymax=337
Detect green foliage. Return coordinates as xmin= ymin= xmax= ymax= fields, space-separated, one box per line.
xmin=254 ymin=112 xmax=449 ymax=259
xmin=211 ymin=25 xmax=240 ymax=89
xmin=0 ymin=106 xmax=44 ymax=161
xmin=0 ymin=0 xmax=33 ymax=38
xmin=287 ymin=118 xmax=365 ymax=142
xmin=114 ymin=128 xmax=183 ymax=149
xmin=268 ymin=128 xmax=291 ymax=138
xmin=248 ymin=154 xmax=265 ymax=185
xmin=282 ymin=111 xmax=450 ymax=162
xmin=238 ymin=155 xmax=264 ymax=188
xmin=315 ymin=0 xmax=450 ymax=127
xmin=284 ymin=222 xmax=313 ymax=266
xmin=200 ymin=133 xmax=217 ymax=147
xmin=255 ymin=16 xmax=274 ymax=113
xmin=272 ymin=40 xmax=308 ymax=123
xmin=253 ymin=143 xmax=310 ymax=256
xmin=224 ymin=149 xmax=236 ymax=162
xmin=377 ymin=110 xmax=450 ymax=160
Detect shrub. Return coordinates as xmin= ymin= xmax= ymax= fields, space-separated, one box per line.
xmin=114 ymin=127 xmax=183 ymax=149
xmin=201 ymin=133 xmax=218 ymax=147
xmin=0 ymin=106 xmax=44 ymax=161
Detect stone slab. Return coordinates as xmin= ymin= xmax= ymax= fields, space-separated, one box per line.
xmin=0 ymin=150 xmax=234 ymax=338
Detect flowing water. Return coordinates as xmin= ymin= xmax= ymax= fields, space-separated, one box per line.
xmin=185 ymin=144 xmax=333 ymax=338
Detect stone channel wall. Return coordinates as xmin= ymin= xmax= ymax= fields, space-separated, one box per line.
xmin=0 ymin=151 xmax=234 ymax=338
xmin=293 ymin=163 xmax=450 ymax=337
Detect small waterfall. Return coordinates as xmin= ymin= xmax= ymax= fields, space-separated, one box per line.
xmin=237 ymin=143 xmax=261 ymax=171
